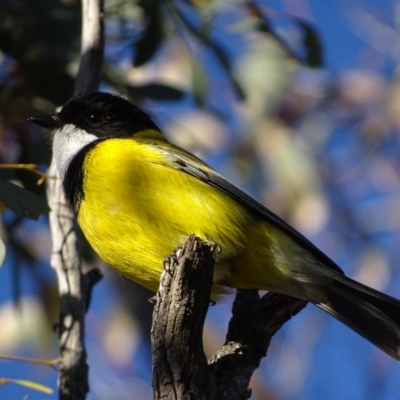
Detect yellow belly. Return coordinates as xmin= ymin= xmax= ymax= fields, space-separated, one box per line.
xmin=77 ymin=138 xmax=292 ymax=294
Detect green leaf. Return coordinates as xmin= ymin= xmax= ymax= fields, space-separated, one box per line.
xmin=246 ymin=2 xmax=298 ymax=63
xmin=296 ymin=20 xmax=323 ymax=68
xmin=127 ymin=83 xmax=185 ymax=100
xmin=204 ymin=39 xmax=246 ymax=100
xmin=167 ymin=1 xmax=245 ymax=100
xmin=244 ymin=3 xmax=323 ymax=68
xmin=190 ymin=58 xmax=209 ymax=106
xmin=134 ymin=1 xmax=164 ymax=67
xmin=0 ymin=378 xmax=53 ymax=394
xmin=0 ymin=180 xmax=49 ymax=220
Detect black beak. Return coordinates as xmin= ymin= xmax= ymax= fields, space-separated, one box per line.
xmin=28 ymin=115 xmax=62 ymax=130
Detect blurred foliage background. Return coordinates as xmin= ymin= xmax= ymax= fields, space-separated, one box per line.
xmin=1 ymin=0 xmax=400 ymax=399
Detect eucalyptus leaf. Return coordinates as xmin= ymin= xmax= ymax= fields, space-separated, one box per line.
xmin=296 ymin=20 xmax=323 ymax=68
xmin=134 ymin=8 xmax=164 ymax=67
xmin=0 ymin=180 xmax=49 ymax=220
xmin=167 ymin=1 xmax=245 ymax=100
xmin=127 ymin=83 xmax=185 ymax=100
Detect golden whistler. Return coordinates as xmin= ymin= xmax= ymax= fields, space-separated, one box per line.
xmin=30 ymin=92 xmax=400 ymax=360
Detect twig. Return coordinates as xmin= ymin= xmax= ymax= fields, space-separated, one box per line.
xmin=209 ymin=291 xmax=306 ymax=399
xmin=0 ymin=163 xmax=50 ymax=185
xmin=0 ymin=354 xmax=60 ymax=371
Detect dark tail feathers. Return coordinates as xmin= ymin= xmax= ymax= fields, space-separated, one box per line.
xmin=316 ymin=277 xmax=400 ymax=361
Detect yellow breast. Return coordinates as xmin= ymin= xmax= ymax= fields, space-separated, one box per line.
xmin=77 ymin=136 xmax=299 ymax=297
xmin=77 ymin=138 xmax=256 ymax=292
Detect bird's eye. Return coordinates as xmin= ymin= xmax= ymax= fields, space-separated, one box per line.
xmin=86 ymin=112 xmax=104 ymax=126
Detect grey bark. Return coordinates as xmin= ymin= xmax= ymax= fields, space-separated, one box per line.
xmin=151 ymin=235 xmax=307 ymax=400
xmin=46 ymin=1 xmax=104 ymax=399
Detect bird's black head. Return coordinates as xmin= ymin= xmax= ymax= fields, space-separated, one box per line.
xmin=29 ymin=92 xmax=161 ymax=138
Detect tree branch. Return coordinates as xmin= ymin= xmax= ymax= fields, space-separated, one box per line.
xmin=151 ymin=234 xmax=216 ymax=400
xmin=209 ymin=291 xmax=306 ymax=399
xmin=151 ymin=236 xmax=307 ymax=400
xmin=46 ymin=1 xmax=104 ymax=399
xmin=74 ymin=0 xmax=104 ymax=95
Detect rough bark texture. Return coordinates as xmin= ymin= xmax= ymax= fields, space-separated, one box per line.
xmin=209 ymin=291 xmax=306 ymax=400
xmin=151 ymin=236 xmax=307 ymax=400
xmin=46 ymin=185 xmax=90 ymax=400
xmin=151 ymin=235 xmax=216 ymax=400
xmin=46 ymin=1 xmax=104 ymax=399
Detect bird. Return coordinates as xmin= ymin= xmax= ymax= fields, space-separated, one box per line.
xmin=29 ymin=91 xmax=400 ymax=360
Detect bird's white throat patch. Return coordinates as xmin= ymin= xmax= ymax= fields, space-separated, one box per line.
xmin=52 ymin=124 xmax=98 ymax=180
